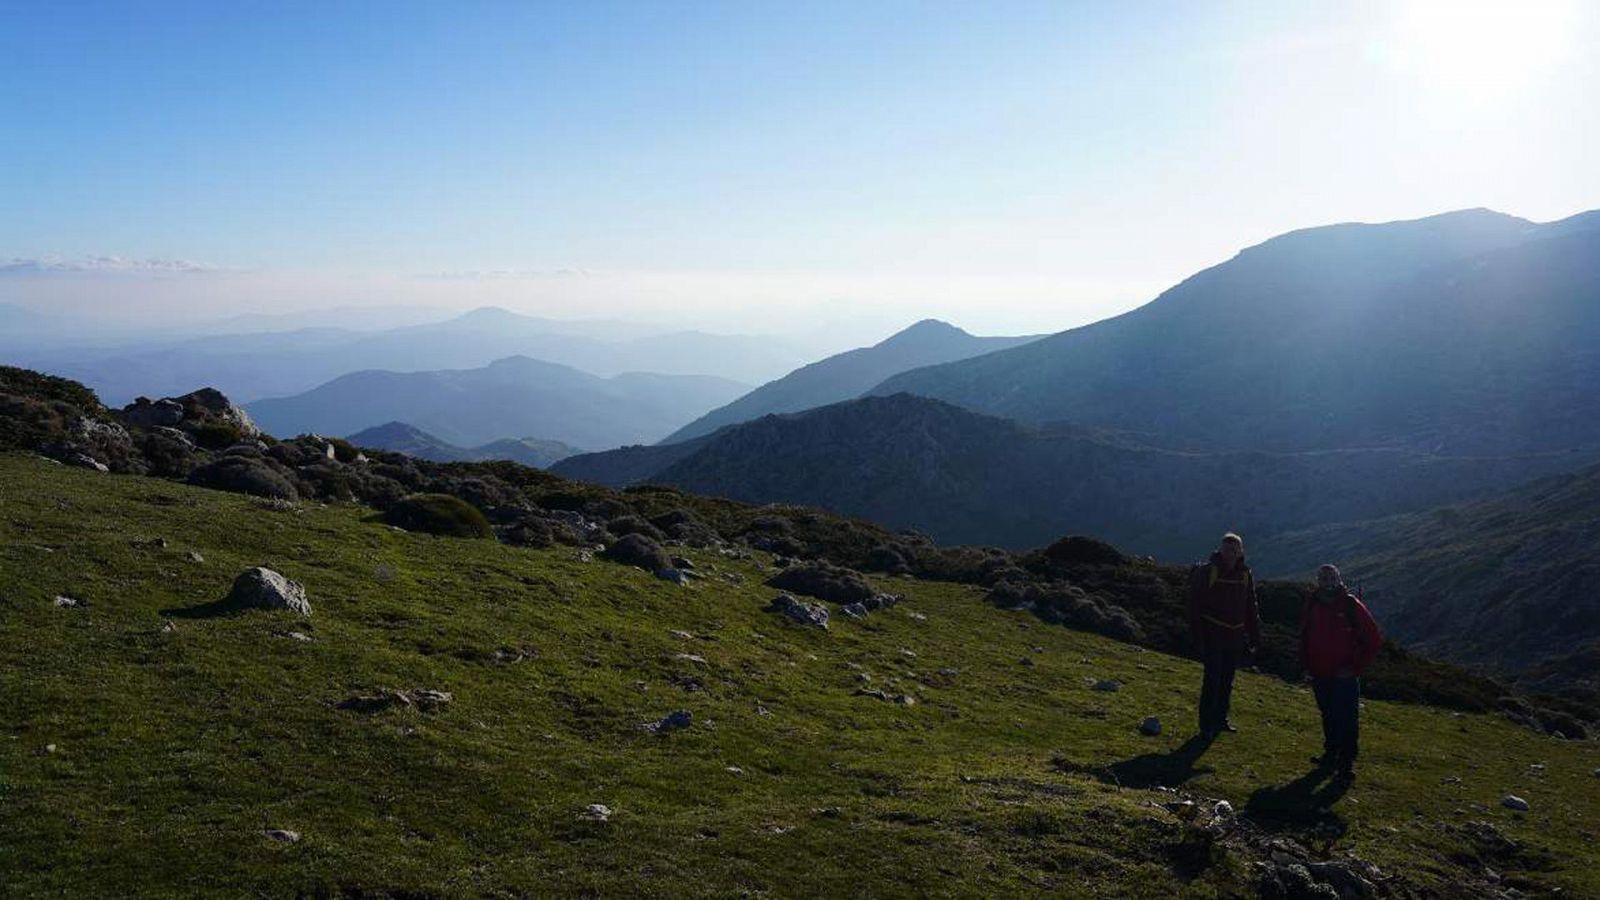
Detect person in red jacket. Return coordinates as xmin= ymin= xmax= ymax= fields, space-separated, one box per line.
xmin=1187 ymin=533 xmax=1262 ymax=737
xmin=1300 ymin=563 xmax=1382 ymax=780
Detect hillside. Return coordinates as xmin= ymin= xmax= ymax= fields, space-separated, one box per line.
xmin=347 ymin=421 xmax=582 ymax=468
xmin=5 ymin=454 xmax=1600 ymax=896
xmin=871 ymin=209 xmax=1600 ymax=456
xmin=661 ymin=319 xmax=1041 ymax=444
xmin=555 ymin=394 xmax=1589 ymax=558
xmin=1255 ymin=463 xmax=1600 ymax=692
xmin=246 ymin=356 xmax=748 ymax=449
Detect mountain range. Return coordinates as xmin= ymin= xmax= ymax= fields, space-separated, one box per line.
xmin=872 ymin=208 xmax=1600 ymax=456
xmin=660 ymin=319 xmax=1042 ymax=444
xmin=247 ymin=356 xmax=749 ymax=449
xmin=553 ymin=392 xmax=1588 ymax=558
xmin=7 ymin=306 xmax=808 ymax=404
xmin=345 ymin=421 xmax=582 ymax=468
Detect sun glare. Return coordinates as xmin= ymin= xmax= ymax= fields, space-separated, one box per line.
xmin=1388 ymin=0 xmax=1580 ymax=102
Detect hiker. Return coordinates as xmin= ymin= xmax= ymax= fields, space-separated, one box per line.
xmin=1300 ymin=564 xmax=1381 ymax=779
xmin=1187 ymin=533 xmax=1262 ymax=737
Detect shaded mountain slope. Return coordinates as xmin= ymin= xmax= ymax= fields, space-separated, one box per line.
xmin=246 ymin=356 xmax=748 ymax=449
xmin=1255 ymin=462 xmax=1600 ymax=690
xmin=558 ymin=393 xmax=1590 ymax=558
xmin=872 ymin=209 xmax=1600 ymax=455
xmin=662 ymin=319 xmax=1041 ymax=444
xmin=346 ymin=421 xmax=582 ymax=468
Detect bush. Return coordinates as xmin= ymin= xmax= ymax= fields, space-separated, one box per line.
xmin=1042 ymin=535 xmax=1127 ymax=568
xmin=0 ymin=365 xmax=105 ymax=413
xmin=607 ymin=514 xmax=665 ymax=541
xmin=187 ymin=456 xmax=299 ymax=501
xmin=601 ymin=533 xmax=670 ymax=571
xmin=987 ymin=580 xmax=1144 ymax=643
xmin=768 ymin=561 xmax=875 ymax=604
xmin=192 ymin=420 xmax=243 ymax=451
xmin=384 ymin=493 xmax=494 ymax=538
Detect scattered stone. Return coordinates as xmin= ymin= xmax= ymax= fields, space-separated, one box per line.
xmin=186 ymin=550 xmax=204 ymax=563
xmin=855 ymin=688 xmax=915 ymax=706
xmin=899 ymin=648 xmax=917 ymax=659
xmin=655 ymin=568 xmax=691 ymax=586
xmin=1213 ymin=800 xmax=1233 ymax=818
xmin=336 ymin=689 xmax=452 ymax=713
xmin=159 ymin=620 xmax=177 ymax=634
xmin=726 ymin=766 xmax=744 ymax=775
xmin=766 ymin=593 xmax=829 ymax=630
xmin=284 ymin=631 xmax=313 ymax=642
xmin=670 ymin=555 xmax=695 ymax=570
xmin=602 ymin=533 xmax=671 ymax=572
xmin=669 ymin=630 xmax=696 ymax=640
xmin=813 ymin=806 xmax=842 ymax=818
xmin=494 ymin=646 xmax=535 ymax=664
xmin=1502 ymin=795 xmax=1530 ymax=812
xmin=841 ymin=602 xmax=868 ymax=620
xmin=1139 ymin=716 xmax=1162 ymax=736
xmin=264 ymin=829 xmax=301 ymax=844
xmin=1092 ymin=679 xmax=1121 ymax=692
xmin=1019 ymin=657 xmax=1035 ymax=667
xmin=52 ymin=594 xmax=87 ymax=609
xmin=937 ymin=667 xmax=959 ymax=677
xmin=574 ymin=549 xmax=594 ymax=563
xmin=1304 ymin=860 xmax=1378 ymax=899
xmin=225 ymin=567 xmax=310 ymax=616
xmin=675 ymin=653 xmax=708 ymax=666
xmin=44 ymin=743 xmax=57 ymax=755
xmin=907 ymin=611 xmax=927 ymax=622
xmin=581 ymin=804 xmax=613 ymax=822
xmin=67 ymin=453 xmax=110 ymax=473
xmin=1441 ymin=775 xmax=1462 ymax=785
xmin=1161 ymin=800 xmax=1197 ymax=819
xmin=1592 ymin=767 xmax=1600 ymax=778
xmin=643 ymin=710 xmax=693 ymax=733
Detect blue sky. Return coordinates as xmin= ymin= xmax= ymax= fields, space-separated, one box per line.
xmin=4 ymin=0 xmax=1598 ymax=335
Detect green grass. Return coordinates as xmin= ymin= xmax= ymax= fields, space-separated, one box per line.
xmin=2 ymin=453 xmax=1598 ymax=897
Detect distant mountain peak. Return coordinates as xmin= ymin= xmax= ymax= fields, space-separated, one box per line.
xmin=877 ymin=319 xmax=969 ymax=347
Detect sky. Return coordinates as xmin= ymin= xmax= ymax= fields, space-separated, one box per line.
xmin=4 ymin=0 xmax=1599 ymax=339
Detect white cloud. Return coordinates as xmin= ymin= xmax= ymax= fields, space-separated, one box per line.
xmin=413 ymin=267 xmax=597 ymax=281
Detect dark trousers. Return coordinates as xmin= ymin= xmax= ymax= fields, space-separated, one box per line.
xmin=1198 ymin=644 xmax=1238 ymax=733
xmin=1313 ymin=676 xmax=1361 ymax=769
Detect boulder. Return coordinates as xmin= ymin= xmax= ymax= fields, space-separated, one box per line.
xmin=766 ymin=592 xmax=830 ymax=630
xmin=1092 ymin=679 xmax=1121 ymax=692
xmin=175 ymin=387 xmax=260 ymax=437
xmin=841 ymin=602 xmax=868 ymax=620
xmin=120 ymin=397 xmax=186 ymax=429
xmin=1139 ymin=716 xmax=1162 ymax=736
xmin=1501 ymin=794 xmax=1530 ymax=812
xmin=602 ymin=533 xmax=672 ymax=572
xmin=225 ymin=567 xmax=310 ymax=616
xmin=67 ymin=452 xmax=109 ymax=473
xmin=767 ymin=561 xmax=875 ymax=604
xmin=655 ymin=568 xmax=691 ymax=586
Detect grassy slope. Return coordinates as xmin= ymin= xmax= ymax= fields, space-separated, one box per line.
xmin=2 ymin=454 xmax=1597 ymax=897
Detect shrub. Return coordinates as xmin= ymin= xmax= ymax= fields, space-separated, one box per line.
xmin=987 ymin=580 xmax=1144 ymax=643
xmin=1042 ymin=535 xmax=1127 ymax=568
xmin=384 ymin=493 xmax=494 ymax=538
xmin=0 ymin=365 xmax=105 ymax=413
xmin=187 ymin=456 xmax=299 ymax=501
xmin=607 ymin=514 xmax=665 ymax=541
xmin=192 ymin=420 xmax=243 ymax=451
xmin=601 ymin=533 xmax=670 ymax=571
xmin=768 ymin=561 xmax=875 ymax=605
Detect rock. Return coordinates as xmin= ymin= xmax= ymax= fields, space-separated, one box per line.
xmin=675 ymin=653 xmax=708 ymax=666
xmin=52 ymin=594 xmax=87 ymax=609
xmin=938 ymin=667 xmax=959 ymax=677
xmin=336 ymin=689 xmax=451 ymax=713
xmin=284 ymin=631 xmax=313 ymax=642
xmin=1502 ymin=794 xmax=1530 ymax=812
xmin=602 ymin=533 xmax=671 ymax=572
xmin=1019 ymin=657 xmax=1035 ymax=667
xmin=655 ymin=568 xmax=692 ymax=586
xmin=1304 ymin=860 xmax=1377 ymax=898
xmin=67 ymin=453 xmax=109 ymax=473
xmin=766 ymin=560 xmax=875 ymax=604
xmin=159 ymin=620 xmax=177 ymax=633
xmin=1213 ymin=800 xmax=1233 ymax=818
xmin=1162 ymin=800 xmax=1197 ymax=819
xmin=186 ymin=550 xmax=205 ymax=563
xmin=121 ymin=397 xmax=186 ymax=428
xmin=580 ymin=804 xmax=613 ymax=822
xmin=1593 ymin=767 xmax=1600 ymax=778
xmin=669 ymin=630 xmax=696 ymax=640
xmin=670 ymin=555 xmax=695 ymax=570
xmin=855 ymin=688 xmax=915 ymax=705
xmin=643 ymin=710 xmax=693 ymax=733
xmin=225 ymin=567 xmax=310 ymax=616
xmin=766 ymin=593 xmax=829 ymax=630
xmin=1139 ymin=716 xmax=1162 ymax=736
xmin=44 ymin=743 xmax=57 ymax=754
xmin=908 ymin=611 xmax=927 ymax=622
xmin=726 ymin=766 xmax=744 ymax=775
xmin=1092 ymin=679 xmax=1121 ymax=692
xmin=176 ymin=387 xmax=260 ymax=437
xmin=264 ymin=829 xmax=301 ymax=844
xmin=841 ymin=602 xmax=868 ymax=619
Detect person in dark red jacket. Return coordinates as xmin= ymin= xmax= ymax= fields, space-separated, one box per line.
xmin=1300 ymin=563 xmax=1382 ymax=779
xmin=1187 ymin=533 xmax=1262 ymax=737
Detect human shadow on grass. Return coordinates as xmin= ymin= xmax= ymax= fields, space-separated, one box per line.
xmin=1053 ymin=732 xmax=1217 ymax=790
xmin=1241 ymin=766 xmax=1351 ymax=837
xmin=161 ymin=596 xmax=253 ymax=618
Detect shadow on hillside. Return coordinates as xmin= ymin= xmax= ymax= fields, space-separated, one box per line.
xmin=1241 ymin=767 xmax=1351 ymax=836
xmin=161 ymin=597 xmax=250 ymax=619
xmin=1054 ymin=732 xmax=1216 ymax=789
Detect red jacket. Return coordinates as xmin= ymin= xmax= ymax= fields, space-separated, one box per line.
xmin=1300 ymin=590 xmax=1382 ymax=678
xmin=1187 ymin=554 xmax=1262 ymax=652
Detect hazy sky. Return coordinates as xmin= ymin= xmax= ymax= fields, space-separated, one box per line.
xmin=4 ymin=0 xmax=1598 ymax=337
